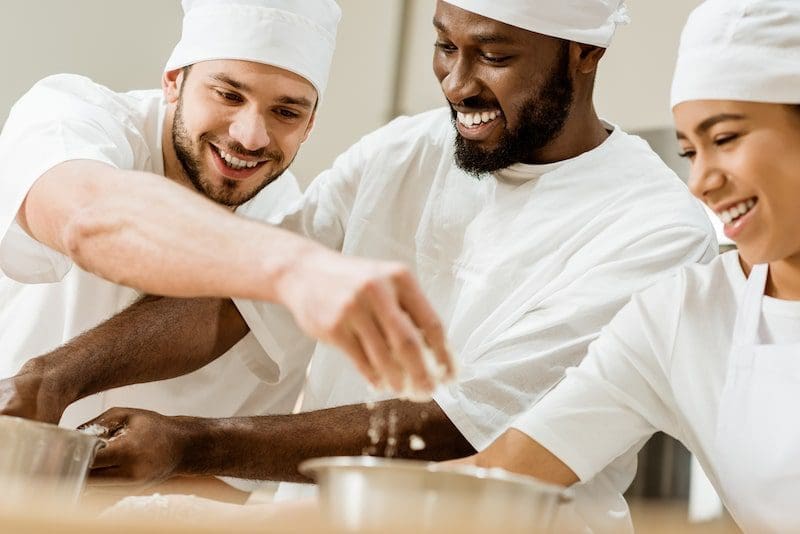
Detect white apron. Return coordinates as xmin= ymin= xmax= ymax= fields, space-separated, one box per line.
xmin=714 ymin=262 xmax=800 ymax=533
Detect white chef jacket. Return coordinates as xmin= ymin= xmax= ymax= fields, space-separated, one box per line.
xmin=233 ymin=107 xmax=717 ymax=519
xmin=513 ymin=251 xmax=800 ymax=524
xmin=0 ymin=74 xmax=305 ymax=427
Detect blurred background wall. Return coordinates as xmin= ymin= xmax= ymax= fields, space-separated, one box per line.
xmin=2 ymin=0 xmax=700 ymax=186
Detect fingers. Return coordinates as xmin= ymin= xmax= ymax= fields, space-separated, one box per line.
xmin=0 ymin=374 xmax=61 ymax=423
xmin=79 ymin=408 xmax=129 ymax=436
xmin=395 ymin=272 xmax=454 ymax=379
xmin=348 ymin=310 xmax=405 ymax=391
xmin=371 ymin=303 xmax=432 ymax=393
xmin=335 ymin=330 xmax=381 ymax=388
xmin=87 ymin=429 xmax=139 ymax=486
xmin=89 ymin=466 xmax=139 ymax=486
xmin=91 ymin=435 xmax=128 ymax=469
xmin=82 ymin=408 xmax=167 ymax=487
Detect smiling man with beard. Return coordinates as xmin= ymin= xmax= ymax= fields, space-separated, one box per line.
xmin=169 ymin=64 xmax=292 ymax=208
xmin=2 ymin=0 xmax=717 ymax=530
xmin=0 ymin=0 xmax=452 ymax=435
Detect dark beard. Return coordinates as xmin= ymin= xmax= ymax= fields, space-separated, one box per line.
xmin=172 ymin=97 xmax=288 ymax=207
xmin=452 ymin=44 xmax=574 ymax=177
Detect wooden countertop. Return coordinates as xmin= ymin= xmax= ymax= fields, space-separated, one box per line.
xmin=0 ymin=479 xmax=741 ymax=533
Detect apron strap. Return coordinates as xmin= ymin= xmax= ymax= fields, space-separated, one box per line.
xmin=731 ymin=262 xmax=768 ymax=347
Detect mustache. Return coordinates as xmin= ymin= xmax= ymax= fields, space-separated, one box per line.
xmin=200 ymin=133 xmax=280 ymax=161
xmin=449 ymin=97 xmax=501 ymax=111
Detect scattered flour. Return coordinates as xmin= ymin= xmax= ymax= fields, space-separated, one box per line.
xmin=79 ymin=424 xmax=108 ymax=437
xmin=408 ymin=434 xmax=426 ymax=451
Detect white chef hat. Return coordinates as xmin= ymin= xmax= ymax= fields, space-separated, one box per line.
xmin=165 ymin=0 xmax=341 ymax=100
xmin=671 ymin=0 xmax=800 ymax=108
xmin=441 ymin=0 xmax=630 ymax=48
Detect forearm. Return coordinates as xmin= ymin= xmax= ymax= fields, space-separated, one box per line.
xmin=21 ymin=160 xmax=318 ymax=301
xmin=174 ymin=400 xmax=476 ymax=482
xmin=471 ymin=428 xmax=579 ymax=486
xmin=22 ymin=296 xmax=248 ymax=405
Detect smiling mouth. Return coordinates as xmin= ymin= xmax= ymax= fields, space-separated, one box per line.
xmin=456 ymin=110 xmax=502 ymax=129
xmin=717 ymin=197 xmax=757 ymax=226
xmin=210 ymin=144 xmax=267 ymax=171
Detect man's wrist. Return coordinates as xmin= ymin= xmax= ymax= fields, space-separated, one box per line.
xmin=263 ymin=234 xmax=321 ymax=304
xmin=173 ymin=416 xmax=214 ymax=476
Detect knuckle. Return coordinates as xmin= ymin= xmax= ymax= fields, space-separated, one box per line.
xmin=361 ymin=278 xmax=380 ymax=294
xmin=388 ymin=263 xmax=410 ymax=280
xmin=340 ymin=295 xmax=361 ymax=316
xmin=398 ymin=335 xmax=420 ymax=355
xmin=424 ymin=318 xmax=444 ymax=337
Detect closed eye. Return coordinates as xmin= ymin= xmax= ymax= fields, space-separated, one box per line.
xmin=481 ymin=53 xmax=512 ymax=64
xmin=215 ymin=89 xmax=243 ymax=103
xmin=713 ymin=133 xmax=738 ymax=146
xmin=434 ymin=41 xmax=457 ymax=53
xmin=276 ymin=108 xmax=300 ymax=119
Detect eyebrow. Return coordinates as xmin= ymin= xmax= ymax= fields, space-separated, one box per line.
xmin=276 ymin=95 xmax=314 ymax=110
xmin=210 ymin=73 xmax=249 ymax=92
xmin=210 ymin=73 xmax=314 ymax=110
xmin=433 ymin=17 xmax=515 ymax=45
xmin=676 ymin=113 xmax=746 ymax=140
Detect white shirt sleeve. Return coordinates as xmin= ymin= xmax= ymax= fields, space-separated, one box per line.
xmin=434 ymin=225 xmax=707 ymax=450
xmin=0 ymin=77 xmax=135 ymax=283
xmin=232 ymin=135 xmax=369 ymax=383
xmin=511 ymin=272 xmax=685 ymax=483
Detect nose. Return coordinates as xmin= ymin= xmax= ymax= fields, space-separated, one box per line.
xmin=688 ymin=151 xmax=726 ymax=200
xmin=229 ymin=108 xmax=270 ymax=152
xmin=440 ymin=56 xmax=481 ymax=106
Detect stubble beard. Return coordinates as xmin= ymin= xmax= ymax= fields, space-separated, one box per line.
xmin=171 ymin=97 xmax=290 ymax=207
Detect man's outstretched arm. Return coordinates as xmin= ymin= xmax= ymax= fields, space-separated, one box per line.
xmin=85 ymin=400 xmax=477 ymax=485
xmin=15 ymin=160 xmax=452 ymax=392
xmin=0 ymin=296 xmax=248 ymax=424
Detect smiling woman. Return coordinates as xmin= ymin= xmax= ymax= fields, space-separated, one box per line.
xmin=464 ymin=1 xmax=800 ymax=532
xmin=675 ymin=100 xmax=800 ymax=284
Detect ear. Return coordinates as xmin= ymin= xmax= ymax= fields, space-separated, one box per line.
xmin=569 ymin=43 xmax=606 ymax=75
xmin=162 ymin=68 xmax=185 ymax=104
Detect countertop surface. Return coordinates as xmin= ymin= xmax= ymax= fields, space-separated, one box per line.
xmin=0 ymin=477 xmax=741 ymax=533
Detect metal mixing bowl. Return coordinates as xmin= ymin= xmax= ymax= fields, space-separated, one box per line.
xmin=0 ymin=415 xmax=104 ymax=505
xmin=300 ymin=456 xmax=572 ymax=533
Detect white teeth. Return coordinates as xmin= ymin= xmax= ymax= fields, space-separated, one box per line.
xmin=717 ymin=198 xmax=756 ymax=225
xmin=218 ymin=148 xmax=259 ymax=170
xmin=456 ymin=110 xmax=502 ymax=128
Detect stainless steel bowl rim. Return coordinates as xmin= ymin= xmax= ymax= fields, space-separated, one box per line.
xmin=0 ymin=415 xmax=100 ymax=443
xmin=299 ymin=456 xmax=573 ymax=501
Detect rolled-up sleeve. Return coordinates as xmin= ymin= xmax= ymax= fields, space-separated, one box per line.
xmin=510 ymin=279 xmax=683 ymax=483
xmin=0 ymin=78 xmax=133 ymax=282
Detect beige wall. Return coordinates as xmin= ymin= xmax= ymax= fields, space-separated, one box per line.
xmin=1 ymin=1 xmax=702 ymax=183
xmin=0 ymin=1 xmax=181 ymax=119
xmin=395 ymin=0 xmax=703 ymax=129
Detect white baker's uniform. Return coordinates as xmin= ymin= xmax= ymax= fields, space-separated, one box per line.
xmin=0 ymin=74 xmax=305 ymax=426
xmin=233 ymin=108 xmax=717 ymax=531
xmin=514 ymin=252 xmax=800 ymax=533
